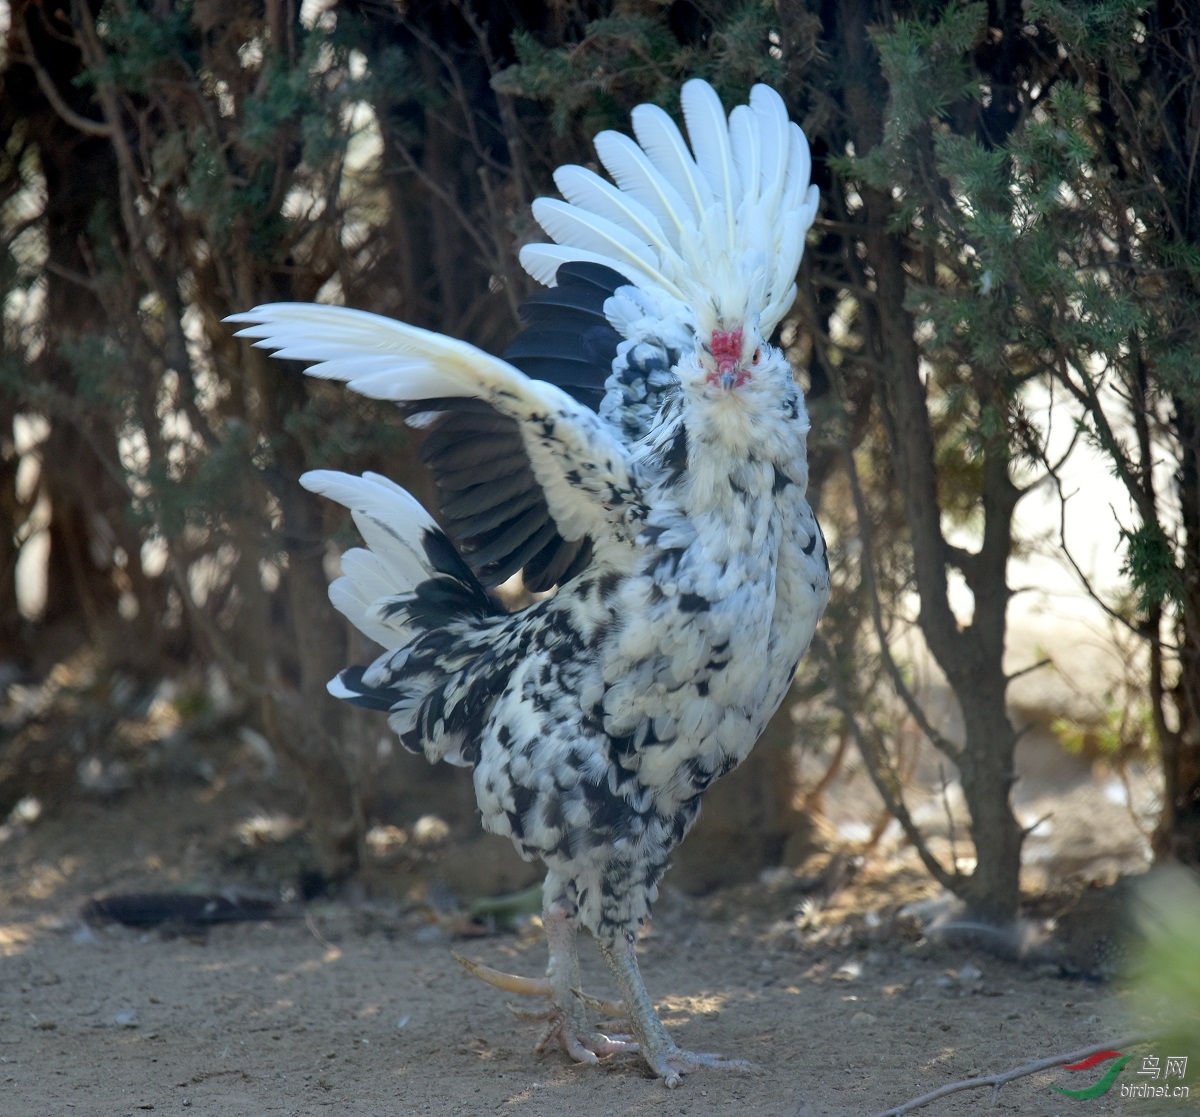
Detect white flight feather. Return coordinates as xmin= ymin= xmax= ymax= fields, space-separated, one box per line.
xmin=229 ymin=303 xmax=636 ymax=557
xmin=300 ymin=470 xmax=434 ymax=585
xmin=299 ymin=470 xmax=438 ymax=648
xmin=338 ymin=550 xmax=398 ymax=608
xmin=329 ymin=580 xmax=400 ymax=649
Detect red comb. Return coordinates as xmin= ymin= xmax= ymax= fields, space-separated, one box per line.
xmin=711 ymin=329 xmax=743 ymax=367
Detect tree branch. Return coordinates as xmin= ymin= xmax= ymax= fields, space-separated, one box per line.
xmin=15 ymin=19 xmax=113 ymax=138
xmin=868 ymin=1036 xmax=1150 ymax=1117
xmin=817 ymin=635 xmax=963 ymax=895
xmin=841 ymin=435 xmax=963 ymax=761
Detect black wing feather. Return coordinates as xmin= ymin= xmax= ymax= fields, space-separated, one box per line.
xmin=501 ymin=262 xmax=626 ymax=410
xmin=408 ymin=262 xmax=630 ymax=592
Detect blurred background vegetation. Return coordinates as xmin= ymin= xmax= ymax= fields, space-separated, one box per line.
xmin=1 ymin=0 xmax=1198 ymax=941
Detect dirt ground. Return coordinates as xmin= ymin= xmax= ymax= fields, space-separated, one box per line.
xmin=1 ymin=728 xmax=1180 ymax=1117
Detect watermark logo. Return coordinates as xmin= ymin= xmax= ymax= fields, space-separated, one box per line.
xmin=1051 ymin=1050 xmax=1130 ymax=1099
xmin=1119 ymin=1055 xmax=1190 ymax=1100
xmin=1052 ymin=1052 xmax=1189 ymax=1101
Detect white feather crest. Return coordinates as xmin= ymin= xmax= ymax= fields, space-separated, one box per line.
xmin=523 ymin=79 xmax=819 ymax=337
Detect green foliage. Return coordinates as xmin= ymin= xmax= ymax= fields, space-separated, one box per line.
xmin=83 ymin=4 xmax=199 ymax=93
xmin=58 ymin=335 xmax=136 ymax=411
xmin=1052 ymin=698 xmax=1154 ymax=763
xmin=870 ymin=1 xmax=985 ymax=134
xmin=1132 ymin=869 xmax=1200 ymax=1064
xmin=495 ymin=16 xmax=683 ymax=135
xmin=1027 ymin=0 xmax=1147 ymax=66
xmin=1120 ymin=522 xmax=1184 ymax=614
xmin=494 ymin=3 xmax=787 ymax=135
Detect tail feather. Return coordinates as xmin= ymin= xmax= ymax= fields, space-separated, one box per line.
xmin=680 ymin=78 xmax=737 ymax=248
xmin=303 ymin=468 xmax=509 ymax=768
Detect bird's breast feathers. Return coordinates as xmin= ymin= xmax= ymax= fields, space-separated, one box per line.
xmin=478 ymin=412 xmax=828 ymax=800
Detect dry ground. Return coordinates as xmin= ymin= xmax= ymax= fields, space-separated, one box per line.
xmin=0 ymin=737 xmax=1177 ymax=1117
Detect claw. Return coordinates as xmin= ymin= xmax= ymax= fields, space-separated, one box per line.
xmin=505 ymin=1002 xmax=554 ymax=1023
xmin=572 ymin=988 xmax=627 ymax=1018
xmin=452 ymin=951 xmax=553 ymax=996
xmin=452 ymin=952 xmax=624 ymax=1016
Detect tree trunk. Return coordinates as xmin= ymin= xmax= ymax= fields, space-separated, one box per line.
xmin=1158 ymin=398 xmax=1200 ymax=866
xmin=834 ymin=0 xmax=1023 ymax=924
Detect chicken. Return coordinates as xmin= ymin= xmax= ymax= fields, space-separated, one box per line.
xmin=228 ymin=78 xmax=829 ymax=1087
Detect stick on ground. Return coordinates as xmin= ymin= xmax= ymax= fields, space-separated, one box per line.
xmin=868 ymin=1035 xmax=1149 ymax=1117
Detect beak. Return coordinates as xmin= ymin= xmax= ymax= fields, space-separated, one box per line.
xmin=716 ymin=358 xmax=741 ymax=391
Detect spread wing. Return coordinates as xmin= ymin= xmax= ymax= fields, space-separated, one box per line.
xmin=232 ymin=79 xmax=820 ymax=589
xmin=227 ymin=301 xmax=643 ymax=589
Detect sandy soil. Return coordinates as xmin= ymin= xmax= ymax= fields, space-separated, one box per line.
xmin=0 ymin=783 xmax=1160 ymax=1117
xmin=2 ymin=891 xmax=1146 ymax=1117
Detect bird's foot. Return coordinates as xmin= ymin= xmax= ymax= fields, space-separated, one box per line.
xmin=533 ymin=1007 xmax=638 ymax=1065
xmin=642 ymin=1042 xmax=759 ymax=1089
xmin=597 ymin=935 xmax=760 ymax=1088
xmin=453 ymin=951 xmax=634 ymax=1065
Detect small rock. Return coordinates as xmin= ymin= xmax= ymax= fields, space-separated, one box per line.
xmin=412 ymin=815 xmax=450 ymax=845
xmin=851 ymin=1011 xmax=877 ymax=1025
xmin=833 ymin=960 xmax=862 ymax=981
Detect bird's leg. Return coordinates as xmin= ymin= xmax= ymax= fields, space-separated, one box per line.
xmin=452 ymin=901 xmax=635 ymax=1065
xmin=598 ymin=933 xmax=756 ymax=1089
xmin=533 ymin=903 xmax=637 ymax=1063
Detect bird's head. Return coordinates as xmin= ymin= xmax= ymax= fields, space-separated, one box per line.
xmin=670 ymin=286 xmax=808 ymax=468
xmin=686 ymin=307 xmax=791 ymax=408
xmin=701 ymin=324 xmax=761 ymax=393
xmin=682 ymin=268 xmax=789 ymax=402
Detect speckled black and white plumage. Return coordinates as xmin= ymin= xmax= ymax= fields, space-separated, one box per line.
xmin=229 ymin=78 xmax=829 ymax=1086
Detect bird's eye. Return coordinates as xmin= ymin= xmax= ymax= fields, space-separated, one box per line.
xmin=752 ymin=348 xmax=762 ymax=365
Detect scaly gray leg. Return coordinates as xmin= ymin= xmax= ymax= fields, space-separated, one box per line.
xmin=534 ymin=903 xmax=637 ymax=1063
xmin=597 ymin=933 xmax=756 ymax=1088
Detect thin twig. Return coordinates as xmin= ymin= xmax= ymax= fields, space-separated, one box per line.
xmin=15 ymin=19 xmax=113 ymax=137
xmin=840 ymin=435 xmax=962 ymax=761
xmin=1019 ymin=810 xmax=1053 ymax=839
xmin=1007 ymin=656 xmax=1052 ymax=683
xmin=817 ymin=635 xmax=962 ymax=895
xmin=869 ymin=1035 xmax=1150 ymax=1117
xmin=937 ymin=762 xmax=960 ymax=870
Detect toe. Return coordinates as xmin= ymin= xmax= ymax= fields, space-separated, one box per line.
xmin=645 ymin=1045 xmax=760 ymax=1086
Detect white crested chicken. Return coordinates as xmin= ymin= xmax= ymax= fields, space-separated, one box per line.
xmin=229 ymin=78 xmax=828 ymax=1087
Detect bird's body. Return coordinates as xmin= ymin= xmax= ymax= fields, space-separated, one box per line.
xmin=230 ymin=79 xmax=828 ymax=1086
xmin=472 ymin=384 xmax=825 ymax=942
